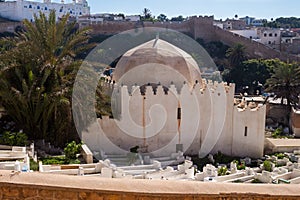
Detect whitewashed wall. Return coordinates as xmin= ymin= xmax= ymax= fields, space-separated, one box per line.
xmin=82 ymin=81 xmax=266 ymax=158
xmin=0 ymin=0 xmax=90 ymax=22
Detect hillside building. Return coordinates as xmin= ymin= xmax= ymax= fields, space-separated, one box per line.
xmin=0 ymin=0 xmax=90 ymax=22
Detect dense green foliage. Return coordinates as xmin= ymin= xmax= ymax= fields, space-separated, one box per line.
xmin=226 ymin=43 xmax=247 ymax=68
xmin=274 ymin=153 xmax=287 ymax=159
xmin=196 ymin=39 xmax=300 ymax=100
xmin=263 ymin=160 xmax=273 ymax=172
xmin=192 ymin=152 xmax=241 ymax=171
xmin=265 ymin=61 xmax=300 ymax=107
xmin=233 ymin=160 xmax=246 ymax=170
xmin=271 ymin=128 xmax=283 ymax=138
xmin=0 ymin=11 xmax=92 ymax=146
xmin=218 ymin=166 xmax=228 ymax=176
xmin=30 ymin=158 xmax=39 ymax=171
xmin=64 ymin=141 xmax=82 ymax=160
xmin=0 ymin=131 xmax=28 ymax=146
xmin=266 ymin=17 xmax=300 ymax=28
xmin=41 ymin=155 xmax=80 ymax=165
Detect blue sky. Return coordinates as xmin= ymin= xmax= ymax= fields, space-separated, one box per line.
xmin=20 ymin=0 xmax=300 ymax=20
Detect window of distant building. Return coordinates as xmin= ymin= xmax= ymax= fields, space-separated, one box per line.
xmin=45 ymin=7 xmax=47 ymax=10
xmin=275 ymin=33 xmax=278 ymax=37
xmin=24 ymin=6 xmax=27 ymax=8
xmin=250 ymin=36 xmax=253 ymax=39
xmin=269 ymin=33 xmax=272 ymax=37
xmin=37 ymin=6 xmax=40 ymax=9
xmin=29 ymin=5 xmax=32 ymax=8
xmin=264 ymin=33 xmax=267 ymax=37
xmin=79 ymin=12 xmax=82 ymax=15
xmin=268 ymin=41 xmax=271 ymax=44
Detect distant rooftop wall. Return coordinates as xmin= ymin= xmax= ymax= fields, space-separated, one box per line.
xmin=87 ymin=16 xmax=300 ymax=62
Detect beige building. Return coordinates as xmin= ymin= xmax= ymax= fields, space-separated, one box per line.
xmin=258 ymin=28 xmax=281 ymax=50
xmin=82 ymin=39 xmax=266 ymax=158
xmin=291 ymin=108 xmax=300 ymax=137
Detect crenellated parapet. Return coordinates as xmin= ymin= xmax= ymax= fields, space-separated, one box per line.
xmin=103 ymin=77 xmax=236 ymax=98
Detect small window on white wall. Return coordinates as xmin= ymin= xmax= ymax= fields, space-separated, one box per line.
xmin=177 ymin=108 xmax=181 ymax=120
xmin=244 ymin=126 xmax=248 ymax=137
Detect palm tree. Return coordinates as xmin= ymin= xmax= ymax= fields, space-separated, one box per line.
xmin=142 ymin=8 xmax=152 ymax=20
xmin=226 ymin=43 xmax=247 ymax=68
xmin=265 ymin=61 xmax=300 ymax=108
xmin=0 ymin=10 xmax=92 ymax=145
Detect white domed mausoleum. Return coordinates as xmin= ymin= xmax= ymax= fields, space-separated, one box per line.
xmin=112 ymin=39 xmax=202 ymax=89
xmin=82 ymin=38 xmax=266 ymax=159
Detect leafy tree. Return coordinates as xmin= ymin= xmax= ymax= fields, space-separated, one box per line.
xmin=0 ymin=11 xmax=92 ymax=146
xmin=265 ymin=17 xmax=300 ymax=28
xmin=222 ymin=59 xmax=274 ymax=93
xmin=170 ymin=15 xmax=184 ymax=22
xmin=240 ymin=59 xmax=271 ymax=93
xmin=265 ymin=61 xmax=300 ymax=108
xmin=157 ymin=14 xmax=168 ymax=22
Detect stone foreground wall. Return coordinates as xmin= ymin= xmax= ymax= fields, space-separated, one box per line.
xmin=0 ymin=171 xmax=299 ymax=200
xmin=0 ymin=183 xmax=299 ymax=200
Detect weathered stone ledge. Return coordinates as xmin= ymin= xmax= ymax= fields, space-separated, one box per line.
xmin=0 ymin=170 xmax=299 ymax=199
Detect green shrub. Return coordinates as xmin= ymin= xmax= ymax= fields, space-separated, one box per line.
xmin=68 ymin=159 xmax=81 ymax=164
xmin=214 ymin=151 xmax=238 ymax=164
xmin=41 ymin=156 xmax=66 ymax=165
xmin=0 ymin=131 xmax=28 ymax=146
xmin=274 ymin=153 xmax=286 ymax=159
xmin=263 ymin=160 xmax=273 ymax=172
xmin=30 ymin=158 xmax=39 ymax=171
xmin=237 ymin=162 xmax=246 ymax=170
xmin=41 ymin=155 xmax=81 ymax=165
xmin=233 ymin=160 xmax=246 ymax=170
xmin=64 ymin=141 xmax=82 ymax=160
xmin=218 ymin=166 xmax=228 ymax=176
xmin=272 ymin=128 xmax=283 ymax=138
